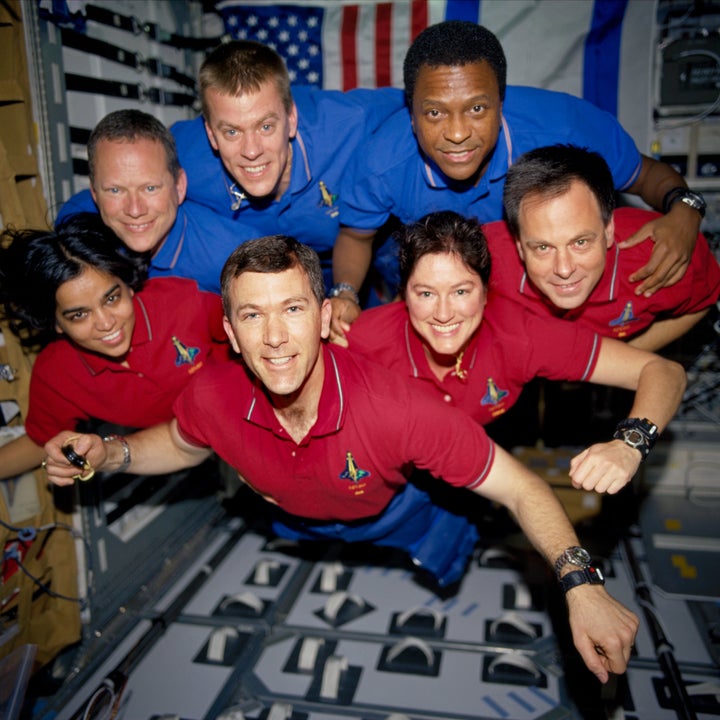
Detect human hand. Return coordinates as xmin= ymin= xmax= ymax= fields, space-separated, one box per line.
xmin=328 ymin=297 xmax=361 ymax=347
xmin=569 ymin=441 xmax=641 ymax=495
xmin=43 ymin=431 xmax=106 ymax=486
xmin=565 ymin=584 xmax=639 ymax=683
xmin=618 ymin=210 xmax=698 ymax=296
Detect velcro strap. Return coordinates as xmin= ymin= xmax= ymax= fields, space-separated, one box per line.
xmin=61 ymin=27 xmax=140 ymax=68
xmin=84 ymin=3 xmax=223 ymax=50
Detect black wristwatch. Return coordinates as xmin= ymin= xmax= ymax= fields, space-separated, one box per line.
xmin=554 ymin=546 xmax=592 ymax=577
xmin=662 ymin=187 xmax=706 ymax=218
xmin=613 ymin=417 xmax=658 ymax=461
xmin=559 ymin=565 xmax=605 ymax=594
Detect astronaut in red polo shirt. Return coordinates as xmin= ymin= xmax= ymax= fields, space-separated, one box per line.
xmin=344 ymin=212 xmax=685 ymax=470
xmin=347 ymin=289 xmax=600 ymax=427
xmin=491 ymin=144 xmax=720 ymax=352
xmin=0 ymin=213 xmax=226 ymax=483
xmin=25 ymin=277 xmax=225 ymax=445
xmin=44 ymin=235 xmax=639 ymax=685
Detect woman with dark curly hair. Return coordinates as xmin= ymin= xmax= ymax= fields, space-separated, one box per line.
xmin=0 ymin=213 xmax=226 ymax=480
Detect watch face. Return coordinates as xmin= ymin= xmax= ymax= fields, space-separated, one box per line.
xmin=680 ymin=191 xmax=706 ymax=216
xmin=623 ymin=429 xmax=645 ymax=447
xmin=555 ymin=546 xmax=593 ymax=576
xmin=568 ymin=547 xmax=592 ymax=566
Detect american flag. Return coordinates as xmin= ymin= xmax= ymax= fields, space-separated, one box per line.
xmin=214 ymin=0 xmax=482 ymax=91
xmin=213 ymin=0 xmax=634 ymax=119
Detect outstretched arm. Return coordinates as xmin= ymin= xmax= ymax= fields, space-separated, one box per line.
xmin=569 ymin=339 xmax=686 ymax=494
xmin=619 ymin=155 xmax=701 ymax=295
xmin=330 ymin=227 xmax=377 ymax=346
xmin=43 ymin=420 xmax=212 ymax=486
xmin=476 ymin=446 xmax=639 ymax=683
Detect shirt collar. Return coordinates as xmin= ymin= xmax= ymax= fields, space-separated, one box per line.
xmin=244 ymin=343 xmax=344 ymax=438
xmin=590 ymin=242 xmax=621 ymax=302
xmin=286 ymin=130 xmax=312 ymax=197
xmin=150 ymin=208 xmax=187 ymax=271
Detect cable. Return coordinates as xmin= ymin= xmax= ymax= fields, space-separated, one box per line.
xmin=0 ymin=515 xmax=84 ymax=539
xmin=0 ymin=516 xmax=92 ymax=607
xmin=4 ymin=544 xmax=86 ymax=606
xmin=657 ymin=5 xmax=695 ymax=34
xmin=621 ymin=536 xmax=698 ymax=720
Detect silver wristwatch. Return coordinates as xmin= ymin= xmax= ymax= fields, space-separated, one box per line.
xmin=662 ymin=187 xmax=706 ymax=218
xmin=554 ymin=546 xmax=592 ymax=577
xmin=328 ymin=282 xmax=360 ymax=305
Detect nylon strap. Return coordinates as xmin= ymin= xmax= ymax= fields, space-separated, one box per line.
xmin=65 ymin=74 xmax=197 ymax=108
xmin=60 ymin=27 xmax=197 ymax=89
xmin=84 ymin=3 xmax=224 ymax=50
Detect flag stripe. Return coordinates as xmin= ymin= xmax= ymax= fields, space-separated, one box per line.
xmin=375 ymin=3 xmax=393 ymax=87
xmin=583 ymin=0 xmax=628 ymax=116
xmin=341 ymin=5 xmax=359 ymax=91
xmin=391 ymin=0 xmax=412 ymax=87
xmin=446 ymin=0 xmax=481 ymax=23
xmin=411 ymin=0 xmax=429 ymax=41
xmin=356 ymin=4 xmax=378 ymax=87
xmin=322 ymin=5 xmax=342 ymax=89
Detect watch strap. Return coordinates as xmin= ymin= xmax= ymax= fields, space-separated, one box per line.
xmin=558 ymin=566 xmax=605 ymax=594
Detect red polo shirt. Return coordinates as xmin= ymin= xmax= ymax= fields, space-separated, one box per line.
xmin=173 ymin=344 xmax=495 ymax=521
xmin=347 ymin=295 xmax=600 ymax=424
xmin=26 ymin=277 xmax=225 ymax=444
xmin=486 ymin=207 xmax=720 ymax=340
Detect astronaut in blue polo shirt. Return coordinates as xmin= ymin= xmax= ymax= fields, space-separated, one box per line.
xmin=170 ymin=39 xmax=405 ymax=293
xmin=329 ymin=21 xmax=704 ymax=344
xmin=56 ymin=109 xmax=255 ymax=295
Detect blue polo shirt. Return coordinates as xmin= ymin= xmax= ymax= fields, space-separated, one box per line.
xmin=340 ymin=85 xmax=642 ymax=230
xmin=170 ymin=86 xmax=405 ymax=286
xmin=56 ymin=190 xmax=256 ymax=294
